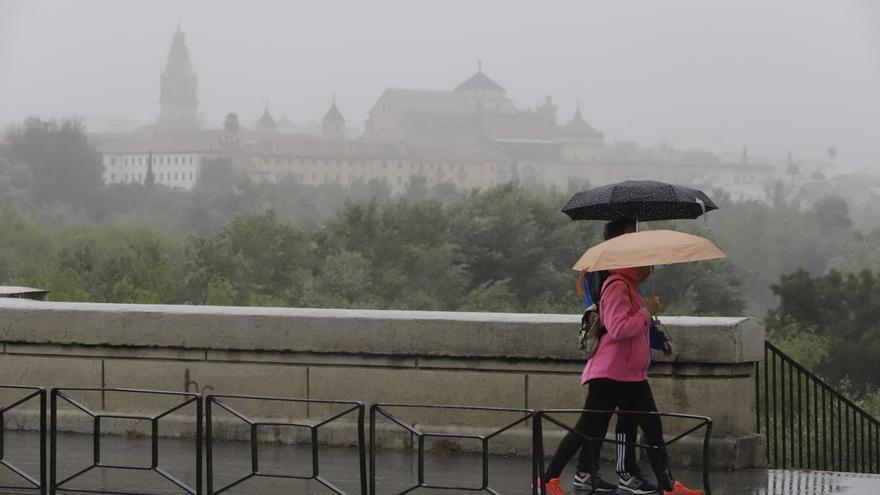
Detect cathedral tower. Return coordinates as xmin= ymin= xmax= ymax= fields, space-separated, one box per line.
xmin=158 ymin=24 xmax=199 ymax=130
xmin=322 ymin=94 xmax=345 ymax=140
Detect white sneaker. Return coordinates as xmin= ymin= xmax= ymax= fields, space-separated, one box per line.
xmin=616 ymin=472 xmax=659 ymax=494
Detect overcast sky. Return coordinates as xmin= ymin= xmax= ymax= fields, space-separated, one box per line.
xmin=1 ymin=0 xmax=878 ymax=167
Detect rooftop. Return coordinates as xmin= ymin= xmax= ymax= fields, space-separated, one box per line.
xmin=455 ymin=63 xmax=506 ymax=93
xmin=374 ymin=88 xmax=475 ymax=115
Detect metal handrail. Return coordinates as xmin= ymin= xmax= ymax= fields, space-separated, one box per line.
xmin=757 ymin=340 xmax=880 ymax=473
xmin=50 ymin=387 xmax=202 ymax=495
xmin=369 ymin=403 xmax=534 ymax=495
xmin=533 ymin=408 xmax=713 ymax=495
xmin=0 ymin=385 xmax=46 ymax=494
xmin=205 ymin=394 xmax=366 ymax=495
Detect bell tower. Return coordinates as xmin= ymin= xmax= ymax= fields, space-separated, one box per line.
xmin=158 ymin=23 xmax=199 ymax=130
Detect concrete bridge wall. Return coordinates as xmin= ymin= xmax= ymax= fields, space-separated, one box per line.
xmin=0 ymin=299 xmax=765 ymax=469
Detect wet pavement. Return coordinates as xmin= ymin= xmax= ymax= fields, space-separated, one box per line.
xmin=0 ymin=432 xmax=877 ymax=494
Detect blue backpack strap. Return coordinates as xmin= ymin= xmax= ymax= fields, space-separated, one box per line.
xmin=582 ymin=273 xmax=594 ymax=309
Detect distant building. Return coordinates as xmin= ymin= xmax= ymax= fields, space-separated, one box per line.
xmin=363 ymin=63 xmax=589 ymax=151
xmin=321 ymin=95 xmax=346 ymax=141
xmin=255 ymin=103 xmax=278 ymax=133
xmin=158 ymin=24 xmax=199 ymax=131
xmin=558 ymin=102 xmax=604 ymax=163
xmin=100 ymin=141 xmax=203 ymax=191
xmin=92 ymin=28 xmax=778 ymax=200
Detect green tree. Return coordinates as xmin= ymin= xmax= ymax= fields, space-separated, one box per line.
xmin=224 ymin=113 xmax=240 ymax=133
xmin=827 ymin=230 xmax=880 ymax=274
xmin=766 ymin=269 xmax=880 ymax=392
xmin=144 ymin=154 xmax=156 ymax=188
xmin=811 ymin=196 xmax=852 ymax=231
xmin=0 ymin=208 xmax=52 ymax=286
xmin=182 ymin=210 xmax=313 ymax=306
xmin=5 ymin=117 xmax=102 ymax=210
xmin=50 ymin=224 xmax=181 ymax=303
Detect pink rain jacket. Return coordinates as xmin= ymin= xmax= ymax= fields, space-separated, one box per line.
xmin=581 ymin=267 xmax=652 ymax=384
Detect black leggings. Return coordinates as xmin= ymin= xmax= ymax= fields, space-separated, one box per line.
xmin=543 ymin=378 xmax=673 ymax=491
xmin=576 ymin=407 xmax=640 ymax=475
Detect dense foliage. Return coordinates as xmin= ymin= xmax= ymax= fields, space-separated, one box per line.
xmin=2 ymin=117 xmax=879 ymax=410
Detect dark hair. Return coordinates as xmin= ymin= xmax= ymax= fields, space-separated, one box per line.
xmin=603 ymin=219 xmax=637 ymax=240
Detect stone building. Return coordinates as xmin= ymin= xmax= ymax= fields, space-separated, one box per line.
xmin=99 ymin=132 xmax=210 ymax=191
xmin=321 ymin=95 xmax=346 ymax=141
xmin=363 ymin=63 xmax=577 ymax=147
xmin=255 ymin=103 xmax=278 ymax=133
xmin=94 ymin=27 xmax=775 ymax=201
xmin=157 ymin=24 xmax=199 ymax=131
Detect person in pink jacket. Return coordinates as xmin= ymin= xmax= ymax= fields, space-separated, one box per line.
xmin=539 ymin=265 xmax=702 ymax=495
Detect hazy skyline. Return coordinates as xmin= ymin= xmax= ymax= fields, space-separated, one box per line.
xmin=1 ymin=0 xmax=879 ymax=167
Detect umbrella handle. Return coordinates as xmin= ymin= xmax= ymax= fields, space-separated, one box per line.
xmin=696 ymin=197 xmax=711 ymax=231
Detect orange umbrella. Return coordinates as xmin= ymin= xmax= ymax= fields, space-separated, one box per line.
xmin=572 ymin=229 xmax=726 ymax=272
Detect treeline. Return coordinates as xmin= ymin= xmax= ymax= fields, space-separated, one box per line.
xmin=0 ymin=188 xmax=736 ymax=314
xmin=2 ymin=117 xmax=879 ymax=412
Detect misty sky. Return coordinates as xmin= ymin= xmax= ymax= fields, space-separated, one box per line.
xmin=1 ymin=0 xmax=878 ymax=167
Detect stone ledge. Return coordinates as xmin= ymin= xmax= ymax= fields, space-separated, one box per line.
xmin=0 ymin=300 xmax=764 ymax=364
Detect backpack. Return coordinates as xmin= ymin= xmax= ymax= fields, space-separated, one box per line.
xmin=578 ymin=302 xmax=605 ymax=360
xmin=577 ymin=273 xmax=627 ymax=360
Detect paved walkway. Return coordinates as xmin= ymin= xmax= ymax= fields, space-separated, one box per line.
xmin=0 ymin=432 xmax=877 ymax=494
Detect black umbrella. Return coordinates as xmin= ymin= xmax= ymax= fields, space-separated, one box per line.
xmin=561 ymin=180 xmax=718 ymax=222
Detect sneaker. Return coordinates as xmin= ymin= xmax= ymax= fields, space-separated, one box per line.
xmin=573 ymin=471 xmax=616 ymax=493
xmin=662 ymin=481 xmax=702 ymax=495
xmin=616 ymin=472 xmax=659 ymax=494
xmin=537 ymin=477 xmax=566 ymax=495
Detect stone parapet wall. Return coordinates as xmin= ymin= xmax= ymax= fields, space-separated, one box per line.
xmin=0 ymin=299 xmax=765 ymax=468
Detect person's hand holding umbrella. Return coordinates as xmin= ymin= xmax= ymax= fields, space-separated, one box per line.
xmin=643 ymin=294 xmax=673 ymax=355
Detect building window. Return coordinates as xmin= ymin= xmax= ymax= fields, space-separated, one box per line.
xmin=174 ymin=172 xmax=178 ymax=180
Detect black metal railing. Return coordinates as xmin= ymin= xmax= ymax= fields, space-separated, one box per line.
xmin=206 ymin=394 xmax=366 ymax=495
xmin=0 ymin=385 xmax=46 ymax=494
xmin=370 ymin=403 xmax=534 ymax=495
xmin=50 ymin=388 xmax=202 ymax=495
xmin=757 ymin=340 xmax=880 ymax=473
xmin=0 ymin=383 xmax=720 ymax=493
xmin=533 ymin=409 xmax=713 ymax=495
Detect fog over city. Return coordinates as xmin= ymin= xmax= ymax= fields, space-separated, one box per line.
xmin=2 ymin=3 xmax=880 ymax=481
xmin=2 ymin=0 xmax=879 ymax=168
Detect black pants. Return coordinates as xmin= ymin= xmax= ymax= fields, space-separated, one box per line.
xmin=576 ymin=411 xmax=639 ymax=475
xmin=544 ymin=379 xmax=673 ymax=491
